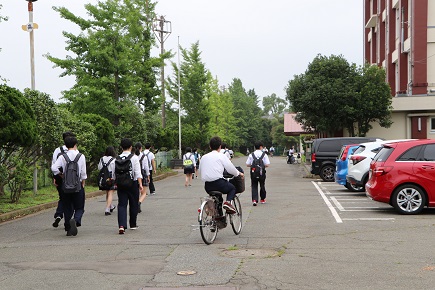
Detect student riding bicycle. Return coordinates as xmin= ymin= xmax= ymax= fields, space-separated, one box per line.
xmin=199 ymin=136 xmax=244 ymax=214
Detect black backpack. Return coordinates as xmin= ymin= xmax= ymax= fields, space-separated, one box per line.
xmin=115 ymin=154 xmax=134 ymax=188
xmin=97 ymin=157 xmax=114 ymax=190
xmin=139 ymin=154 xmax=148 ymax=186
xmin=250 ymin=152 xmax=266 ymax=180
xmin=183 ymin=153 xmax=194 ymax=169
xmin=62 ymin=153 xmax=83 ymax=193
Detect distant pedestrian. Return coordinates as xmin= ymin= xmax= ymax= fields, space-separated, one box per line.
xmin=246 ymin=141 xmax=270 ymax=206
xmin=97 ymin=146 xmax=117 ymax=216
xmin=221 ymin=143 xmax=231 ymax=159
xmin=135 ymin=142 xmax=149 ymax=213
xmin=183 ymin=147 xmax=196 ymax=187
xmin=270 ymin=146 xmax=275 ymax=157
xmin=143 ymin=143 xmax=157 ymax=195
xmin=192 ymin=148 xmax=201 ymax=179
xmin=51 ymin=136 xmax=87 ymax=236
xmin=115 ymin=138 xmax=143 ymax=234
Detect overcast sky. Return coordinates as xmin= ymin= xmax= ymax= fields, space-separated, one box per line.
xmin=0 ymin=1 xmax=364 ymax=103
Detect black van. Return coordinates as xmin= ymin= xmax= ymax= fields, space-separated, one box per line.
xmin=310 ymin=137 xmax=381 ymax=182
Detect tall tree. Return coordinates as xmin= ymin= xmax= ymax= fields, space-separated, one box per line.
xmin=262 ymin=93 xmax=287 ymax=116
xmin=167 ymin=41 xmax=211 ymax=149
xmin=46 ymin=0 xmax=162 ymax=140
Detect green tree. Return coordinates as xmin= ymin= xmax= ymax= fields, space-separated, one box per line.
xmin=0 ymin=85 xmax=37 ymax=196
xmin=46 ymin=0 xmax=162 ymax=140
xmin=286 ymin=54 xmax=358 ymax=135
xmin=353 ymin=63 xmax=392 ymax=136
xmin=262 ymin=93 xmax=287 ymax=116
xmin=167 ymin=41 xmax=211 ymax=149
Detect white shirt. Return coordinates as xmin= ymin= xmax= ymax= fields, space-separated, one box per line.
xmin=143 ymin=149 xmax=155 ymax=170
xmin=52 ymin=145 xmax=68 ymax=165
xmin=138 ymin=152 xmax=150 ymax=174
xmin=222 ymin=149 xmax=231 ymax=159
xmin=200 ymin=150 xmax=240 ymax=182
xmin=246 ymin=150 xmax=271 ymax=167
xmin=51 ymin=149 xmax=87 ymax=181
xmin=97 ymin=156 xmax=116 ymax=179
xmin=119 ymin=151 xmax=142 ymax=181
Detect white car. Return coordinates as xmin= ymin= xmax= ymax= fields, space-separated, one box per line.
xmin=346 ymin=139 xmax=414 ymax=191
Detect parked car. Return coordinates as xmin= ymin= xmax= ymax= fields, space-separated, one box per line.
xmin=310 ymin=137 xmax=382 ymax=182
xmin=365 ymin=139 xmax=435 ymax=214
xmin=347 ymin=139 xmax=414 ymax=191
xmin=334 ymin=144 xmax=361 ymax=191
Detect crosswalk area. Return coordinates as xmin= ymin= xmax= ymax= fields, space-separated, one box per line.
xmin=313 ymin=180 xmax=396 ymax=223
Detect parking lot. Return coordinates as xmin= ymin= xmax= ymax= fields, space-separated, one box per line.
xmin=313 ymin=181 xmax=396 ymax=223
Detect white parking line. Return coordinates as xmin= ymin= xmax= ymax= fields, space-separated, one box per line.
xmin=312 ymin=181 xmax=342 ymax=223
xmin=342 ymin=218 xmax=395 ymax=221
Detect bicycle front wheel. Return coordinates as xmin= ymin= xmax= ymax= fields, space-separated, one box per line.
xmin=230 ymin=196 xmax=242 ymax=235
xmin=199 ymin=200 xmax=218 ymax=244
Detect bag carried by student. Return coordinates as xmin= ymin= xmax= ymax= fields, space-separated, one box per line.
xmin=183 ymin=153 xmax=194 ymax=170
xmin=115 ymin=154 xmax=134 ymax=188
xmin=139 ymin=154 xmax=148 ymax=186
xmin=62 ymin=153 xmax=83 ymax=193
xmin=97 ymin=157 xmax=114 ymax=190
xmin=250 ymin=152 xmax=266 ymax=180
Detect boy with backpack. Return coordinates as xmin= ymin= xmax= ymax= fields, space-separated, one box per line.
xmin=246 ymin=141 xmax=270 ymax=206
xmin=97 ymin=146 xmax=117 ymax=216
xmin=115 ymin=138 xmax=143 ymax=234
xmin=51 ymin=136 xmax=87 ymax=236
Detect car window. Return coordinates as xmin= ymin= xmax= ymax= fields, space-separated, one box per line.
xmin=338 ymin=146 xmax=346 ymax=159
xmin=397 ymin=145 xmax=422 ymax=161
xmin=371 ymin=146 xmax=383 ymax=154
xmin=373 ymin=147 xmax=394 ymax=162
xmin=318 ymin=140 xmax=340 ymax=151
xmin=353 ymin=145 xmax=365 ymax=155
xmin=419 ymin=144 xmax=435 ymax=161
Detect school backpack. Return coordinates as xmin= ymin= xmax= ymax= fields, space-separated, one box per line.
xmin=250 ymin=152 xmax=266 ymax=180
xmin=115 ymin=154 xmax=134 ymax=188
xmin=183 ymin=153 xmax=194 ymax=169
xmin=139 ymin=154 xmax=148 ymax=186
xmin=97 ymin=157 xmax=114 ymax=190
xmin=62 ymin=153 xmax=83 ymax=193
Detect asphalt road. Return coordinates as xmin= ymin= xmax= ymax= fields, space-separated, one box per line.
xmin=1 ymin=156 xmax=435 ymax=290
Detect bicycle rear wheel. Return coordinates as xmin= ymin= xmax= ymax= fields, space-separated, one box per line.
xmin=199 ymin=200 xmax=218 ymax=244
xmin=230 ymin=196 xmax=242 ymax=235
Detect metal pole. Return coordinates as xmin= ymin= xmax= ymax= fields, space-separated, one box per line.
xmin=160 ymin=17 xmax=166 ymax=128
xmin=178 ymin=36 xmax=182 ymax=159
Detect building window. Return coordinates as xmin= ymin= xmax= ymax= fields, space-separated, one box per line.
xmin=431 ymin=118 xmax=435 ymax=132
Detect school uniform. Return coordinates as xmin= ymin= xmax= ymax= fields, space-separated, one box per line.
xmin=51 ymin=149 xmax=87 ymax=233
xmin=116 ymin=151 xmax=142 ymax=230
xmin=143 ymin=149 xmax=156 ymax=194
xmin=138 ymin=152 xmax=150 ymax=186
xmin=246 ymin=149 xmax=271 ymax=203
xmin=51 ymin=145 xmax=68 ymax=220
xmin=183 ymin=152 xmax=196 ymax=174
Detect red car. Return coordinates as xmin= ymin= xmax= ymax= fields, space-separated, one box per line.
xmin=365 ymin=139 xmax=435 ymax=214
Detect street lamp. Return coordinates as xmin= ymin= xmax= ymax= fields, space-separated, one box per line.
xmin=22 ymin=0 xmax=38 ymax=90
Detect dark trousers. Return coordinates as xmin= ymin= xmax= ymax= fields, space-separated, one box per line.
xmin=148 ymin=170 xmax=155 ymax=193
xmin=61 ymin=187 xmax=85 ymax=231
xmin=117 ymin=181 xmax=139 ymax=229
xmin=204 ymin=179 xmax=236 ymax=202
xmin=53 ymin=175 xmax=63 ymax=219
xmin=251 ymin=176 xmax=266 ymax=201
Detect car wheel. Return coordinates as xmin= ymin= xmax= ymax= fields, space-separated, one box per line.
xmin=391 ymin=184 xmax=426 ymax=215
xmin=319 ymin=165 xmax=335 ymax=182
xmin=346 ymin=182 xmax=365 ymax=192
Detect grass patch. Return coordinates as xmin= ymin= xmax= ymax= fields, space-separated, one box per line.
xmin=0 ymin=185 xmax=99 ymax=215
xmin=227 ymin=245 xmax=239 ymax=251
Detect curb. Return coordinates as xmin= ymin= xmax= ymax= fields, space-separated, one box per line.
xmin=0 ymin=170 xmax=179 ymax=224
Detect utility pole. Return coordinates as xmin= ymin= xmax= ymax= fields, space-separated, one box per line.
xmin=22 ymin=0 xmax=38 ymax=195
xmin=153 ymin=16 xmax=171 ymax=128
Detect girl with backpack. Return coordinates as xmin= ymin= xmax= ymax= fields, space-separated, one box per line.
xmin=98 ymin=146 xmax=117 ymax=216
xmin=183 ymin=147 xmax=196 ymax=187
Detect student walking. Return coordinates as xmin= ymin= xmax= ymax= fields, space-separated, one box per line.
xmin=115 ymin=138 xmax=143 ymax=234
xmin=135 ymin=142 xmax=149 ymax=214
xmin=183 ymin=147 xmax=196 ymax=187
xmin=246 ymin=141 xmax=270 ymax=206
xmin=97 ymin=146 xmax=117 ymax=216
xmin=51 ymin=136 xmax=87 ymax=236
xmin=51 ymin=131 xmax=75 ymax=228
xmin=192 ymin=148 xmax=201 ymax=179
xmin=143 ymin=143 xmax=157 ymax=195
